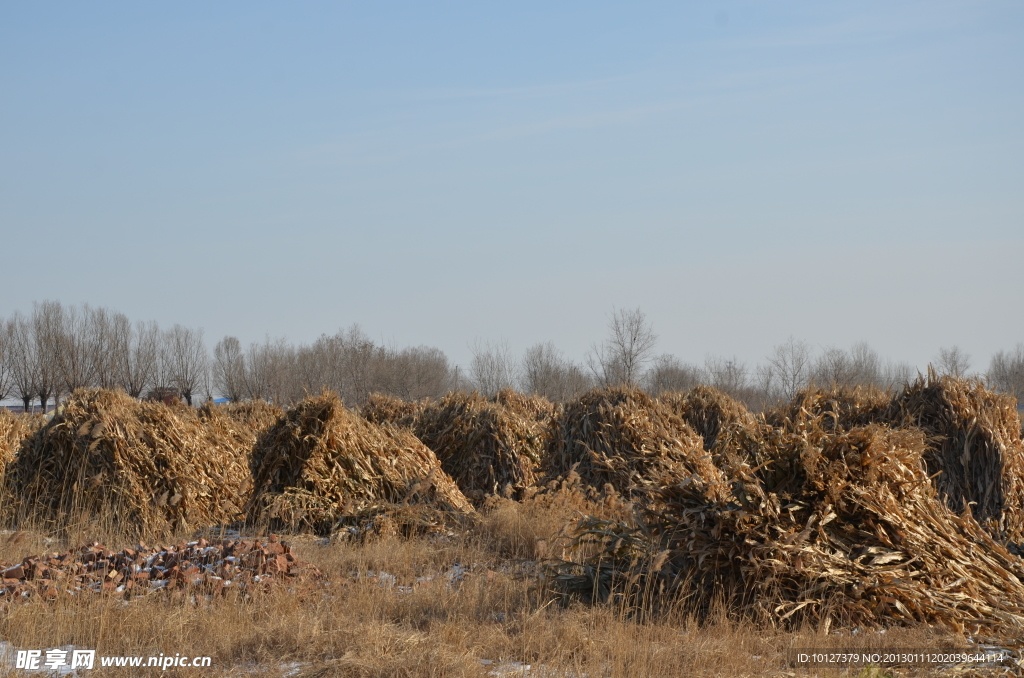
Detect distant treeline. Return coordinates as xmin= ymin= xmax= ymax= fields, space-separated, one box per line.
xmin=1 ymin=302 xmax=1022 ymax=411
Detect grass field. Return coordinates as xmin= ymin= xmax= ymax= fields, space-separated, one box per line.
xmin=0 ymin=500 xmax=978 ymax=678
xmin=2 ymin=380 xmax=1024 ymax=677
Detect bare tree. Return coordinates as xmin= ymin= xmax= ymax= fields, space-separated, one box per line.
xmin=587 ymin=307 xmax=657 ymax=387
xmin=213 ymin=336 xmax=247 ymax=401
xmin=163 ymin=324 xmax=207 ymax=405
xmin=118 ymin=320 xmax=159 ymax=398
xmin=521 ymin=342 xmax=591 ymax=401
xmin=849 ymin=342 xmax=883 ymax=387
xmin=0 ymin=318 xmax=12 ymax=403
xmin=7 ymin=313 xmax=38 ymax=411
xmin=469 ymin=338 xmax=517 ymax=398
xmin=644 ymin=354 xmax=704 ymax=395
xmin=811 ymin=346 xmax=854 ymax=388
xmin=937 ymin=346 xmax=971 ymax=378
xmin=32 ymin=302 xmax=62 ymax=410
xmin=375 ymin=345 xmax=453 ymax=400
xmin=90 ymin=306 xmax=124 ymax=390
xmin=48 ymin=302 xmax=96 ymax=394
xmin=760 ymin=337 xmax=812 ymax=401
xmin=250 ymin=338 xmax=296 ymax=404
xmin=705 ymin=356 xmax=749 ymax=395
xmin=323 ymin=325 xmax=384 ymax=404
xmin=883 ymin=360 xmax=916 ymax=390
xmin=988 ymin=344 xmax=1024 ymax=398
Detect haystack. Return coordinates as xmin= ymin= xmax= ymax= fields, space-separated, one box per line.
xmin=658 ymin=385 xmax=755 ymax=452
xmin=247 ymin=392 xmax=471 ymax=532
xmin=768 ymin=385 xmax=891 ymax=432
xmin=0 ymin=411 xmax=36 ymax=489
xmin=4 ymin=389 xmax=252 ymax=534
xmin=556 ymin=420 xmax=1024 ymax=638
xmin=413 ymin=391 xmax=550 ymax=504
xmin=884 ymin=372 xmax=1024 ymax=543
xmin=360 ymin=393 xmax=425 ymax=429
xmin=494 ymin=388 xmax=557 ymax=423
xmin=200 ymin=399 xmax=283 ymax=435
xmin=547 ymin=387 xmax=715 ymax=494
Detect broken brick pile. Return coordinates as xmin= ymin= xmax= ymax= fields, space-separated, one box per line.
xmin=0 ymin=535 xmax=322 ymax=603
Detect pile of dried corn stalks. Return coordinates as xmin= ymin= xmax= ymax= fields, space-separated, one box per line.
xmin=247 ymin=392 xmax=471 ymax=533
xmin=659 ymin=385 xmax=755 ymax=452
xmin=359 ymin=393 xmax=425 ymax=429
xmin=494 ymin=388 xmax=557 ymax=423
xmin=552 ymin=404 xmax=1024 ymax=640
xmin=0 ymin=411 xmax=40 ymax=488
xmin=4 ymin=389 xmax=252 ymax=534
xmin=412 ymin=391 xmax=551 ymax=504
xmin=884 ymin=372 xmax=1024 ymax=544
xmin=199 ymin=399 xmax=283 ymax=436
xmin=767 ymin=384 xmax=892 ymax=433
xmin=547 ymin=387 xmax=710 ymax=494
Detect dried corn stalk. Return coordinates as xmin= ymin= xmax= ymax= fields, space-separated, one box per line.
xmin=659 ymin=385 xmax=755 ymax=452
xmin=884 ymin=372 xmax=1024 ymax=542
xmin=360 ymin=393 xmax=426 ymax=429
xmin=247 ymin=392 xmax=471 ymax=532
xmin=4 ymin=389 xmax=252 ymax=534
xmin=555 ymin=419 xmax=1024 ymax=641
xmin=413 ymin=391 xmax=550 ymax=504
xmin=548 ymin=387 xmax=720 ymax=495
xmin=199 ymin=399 xmax=283 ymax=436
xmin=768 ymin=385 xmax=892 ymax=432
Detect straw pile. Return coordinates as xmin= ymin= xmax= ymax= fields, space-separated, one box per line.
xmin=0 ymin=411 xmax=38 ymax=486
xmin=412 ymin=391 xmax=550 ymax=504
xmin=658 ymin=385 xmax=756 ymax=452
xmin=494 ymin=388 xmax=557 ymax=423
xmin=4 ymin=389 xmax=252 ymax=534
xmin=554 ymin=419 xmax=1024 ymax=638
xmin=200 ymin=399 xmax=283 ymax=435
xmin=547 ymin=387 xmax=713 ymax=494
xmin=360 ymin=393 xmax=425 ymax=429
xmin=883 ymin=373 xmax=1024 ymax=543
xmin=247 ymin=392 xmax=471 ymax=533
xmin=768 ymin=385 xmax=892 ymax=432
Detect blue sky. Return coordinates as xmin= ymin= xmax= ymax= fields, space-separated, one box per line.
xmin=2 ymin=1 xmax=1022 ymax=371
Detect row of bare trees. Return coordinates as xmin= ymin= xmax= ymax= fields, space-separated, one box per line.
xmin=211 ymin=326 xmax=456 ymax=405
xmin=0 ymin=302 xmax=207 ymax=409
xmin=2 ymin=302 xmax=1022 ymax=411
xmin=466 ymin=308 xmax=1024 ymax=410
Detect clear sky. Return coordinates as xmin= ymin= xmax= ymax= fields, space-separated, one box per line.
xmin=2 ymin=1 xmax=1022 ymax=372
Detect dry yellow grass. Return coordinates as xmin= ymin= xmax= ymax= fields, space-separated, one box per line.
xmin=0 ymin=499 xmax=981 ymax=678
